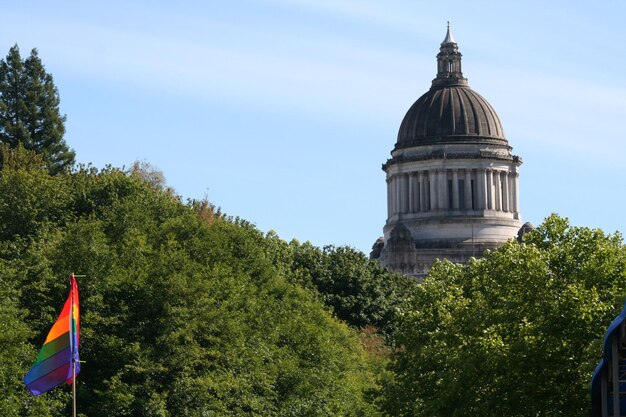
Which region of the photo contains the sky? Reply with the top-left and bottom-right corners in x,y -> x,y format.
2,1 -> 625,253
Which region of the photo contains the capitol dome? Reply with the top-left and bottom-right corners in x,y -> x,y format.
375,24 -> 523,279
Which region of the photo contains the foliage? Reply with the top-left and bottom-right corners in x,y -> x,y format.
129,160 -> 170,193
0,263 -> 68,416
198,218 -> 418,338
286,243 -> 417,338
381,214 -> 626,417
0,158 -> 386,416
0,45 -> 74,174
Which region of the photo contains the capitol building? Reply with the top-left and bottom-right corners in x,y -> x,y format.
372,26 -> 528,278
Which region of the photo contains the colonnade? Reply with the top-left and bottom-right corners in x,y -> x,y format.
387,168 -> 519,216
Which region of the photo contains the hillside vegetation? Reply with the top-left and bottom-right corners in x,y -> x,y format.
3,150 -> 626,417
0,148 -> 416,416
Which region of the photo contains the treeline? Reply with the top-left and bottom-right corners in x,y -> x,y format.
5,150 -> 625,417
382,215 -> 626,416
0,147 -> 416,416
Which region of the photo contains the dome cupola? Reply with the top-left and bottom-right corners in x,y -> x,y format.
433,22 -> 467,87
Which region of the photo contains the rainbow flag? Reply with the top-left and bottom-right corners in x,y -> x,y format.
24,274 -> 80,396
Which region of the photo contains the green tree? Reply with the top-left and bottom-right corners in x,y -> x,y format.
0,45 -> 74,174
381,214 -> 626,417
0,145 -> 71,243
0,160 -> 382,416
0,262 -> 68,416
288,243 -> 417,337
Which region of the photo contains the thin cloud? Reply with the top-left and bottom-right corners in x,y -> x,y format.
2,8 -> 432,125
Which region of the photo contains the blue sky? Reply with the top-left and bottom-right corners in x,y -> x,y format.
2,1 -> 625,253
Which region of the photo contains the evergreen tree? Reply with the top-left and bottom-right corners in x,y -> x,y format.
0,45 -> 74,174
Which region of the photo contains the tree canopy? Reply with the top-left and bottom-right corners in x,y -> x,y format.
381,215 -> 626,417
0,158 -> 404,416
2,155 -> 625,416
0,45 -> 74,174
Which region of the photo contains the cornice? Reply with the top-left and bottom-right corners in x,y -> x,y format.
383,150 -> 522,170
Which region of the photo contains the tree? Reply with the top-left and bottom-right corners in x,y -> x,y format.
0,45 -> 74,174
288,243 -> 418,337
0,161 -> 383,416
381,215 -> 626,417
0,263 -> 68,416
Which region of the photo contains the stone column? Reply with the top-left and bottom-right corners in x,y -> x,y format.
508,173 -> 515,213
502,171 -> 510,212
486,169 -> 493,210
389,177 -> 396,216
452,170 -> 459,210
403,174 -> 410,213
395,174 -> 402,214
409,172 -> 420,213
494,170 -> 502,211
413,173 -> 419,212
464,170 -> 473,210
428,171 -> 436,210
401,174 -> 410,213
406,174 -> 413,213
512,172 -> 520,214
507,171 -> 515,213
418,172 -> 425,212
396,174 -> 403,214
438,169 -> 447,210
476,169 -> 485,210
394,175 -> 401,214
387,177 -> 392,217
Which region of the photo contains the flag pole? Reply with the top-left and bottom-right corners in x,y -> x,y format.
71,273 -> 76,417
72,361 -> 76,417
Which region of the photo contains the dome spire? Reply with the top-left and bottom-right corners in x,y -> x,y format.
432,22 -> 467,87
441,21 -> 456,45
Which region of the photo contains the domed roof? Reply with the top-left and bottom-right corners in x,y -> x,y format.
395,26 -> 507,149
397,86 -> 506,148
